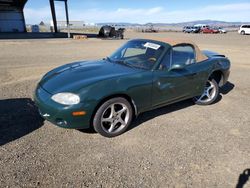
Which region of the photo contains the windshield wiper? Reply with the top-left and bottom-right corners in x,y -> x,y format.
115,59 -> 149,70
129,64 -> 148,70
114,60 -> 135,68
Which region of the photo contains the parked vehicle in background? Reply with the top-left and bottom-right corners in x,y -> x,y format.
194,24 -> 209,30
183,26 -> 200,33
183,26 -> 192,33
142,24 -> 158,33
218,27 -> 227,34
193,26 -> 201,33
201,27 -> 219,34
98,25 -> 125,39
238,25 -> 250,35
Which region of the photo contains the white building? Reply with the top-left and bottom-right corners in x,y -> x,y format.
50,20 -> 96,29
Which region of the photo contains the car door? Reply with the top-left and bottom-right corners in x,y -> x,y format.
152,45 -> 203,107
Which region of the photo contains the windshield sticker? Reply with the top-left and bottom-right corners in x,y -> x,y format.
144,42 -> 161,50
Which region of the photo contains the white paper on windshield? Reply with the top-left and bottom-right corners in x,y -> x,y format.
144,42 -> 161,50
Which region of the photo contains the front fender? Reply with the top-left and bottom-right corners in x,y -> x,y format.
79,71 -> 153,116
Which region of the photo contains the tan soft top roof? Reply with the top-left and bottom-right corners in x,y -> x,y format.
145,37 -> 208,62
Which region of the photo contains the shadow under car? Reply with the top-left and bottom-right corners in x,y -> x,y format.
0,98 -> 44,146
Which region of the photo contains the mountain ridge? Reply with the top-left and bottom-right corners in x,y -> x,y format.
97,20 -> 250,27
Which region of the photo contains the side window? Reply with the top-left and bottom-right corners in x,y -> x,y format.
172,45 -> 195,67
159,49 -> 171,70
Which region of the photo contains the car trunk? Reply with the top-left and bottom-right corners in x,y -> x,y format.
202,50 -> 226,58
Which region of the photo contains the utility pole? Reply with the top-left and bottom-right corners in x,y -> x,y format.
49,0 -> 57,33
64,0 -> 70,38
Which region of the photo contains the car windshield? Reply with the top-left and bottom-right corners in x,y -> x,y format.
109,40 -> 165,70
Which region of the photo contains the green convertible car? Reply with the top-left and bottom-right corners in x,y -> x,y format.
34,38 -> 230,137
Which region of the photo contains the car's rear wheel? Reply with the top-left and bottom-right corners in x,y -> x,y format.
93,97 -> 133,137
241,30 -> 245,35
193,79 -> 219,105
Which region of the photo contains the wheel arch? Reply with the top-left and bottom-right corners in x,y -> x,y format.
208,70 -> 224,87
90,93 -> 138,127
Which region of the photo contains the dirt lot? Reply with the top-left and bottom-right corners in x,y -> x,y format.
0,31 -> 250,188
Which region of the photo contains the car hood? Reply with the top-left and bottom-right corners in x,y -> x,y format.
39,60 -> 142,94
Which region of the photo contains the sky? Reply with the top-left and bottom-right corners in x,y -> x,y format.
24,0 -> 250,24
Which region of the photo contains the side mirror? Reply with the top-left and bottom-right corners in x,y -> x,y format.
170,64 -> 185,71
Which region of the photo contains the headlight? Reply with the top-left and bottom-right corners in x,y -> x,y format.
51,93 -> 80,105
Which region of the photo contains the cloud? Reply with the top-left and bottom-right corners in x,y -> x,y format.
65,7 -> 165,23
202,3 -> 250,12
24,3 -> 250,24
24,6 -> 51,23
24,4 -> 67,24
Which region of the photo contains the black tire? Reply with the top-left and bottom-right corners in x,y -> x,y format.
241,31 -> 245,35
193,79 -> 219,105
93,97 -> 133,137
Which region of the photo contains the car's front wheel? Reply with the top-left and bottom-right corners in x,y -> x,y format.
93,97 -> 133,137
193,79 -> 219,105
241,30 -> 245,35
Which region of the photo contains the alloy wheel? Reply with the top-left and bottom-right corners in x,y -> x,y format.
195,80 -> 217,103
101,103 -> 130,134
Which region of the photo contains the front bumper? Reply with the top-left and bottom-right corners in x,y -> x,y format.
34,86 -> 92,129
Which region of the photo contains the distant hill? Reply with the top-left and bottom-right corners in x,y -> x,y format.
97,20 -> 250,28
160,20 -> 249,27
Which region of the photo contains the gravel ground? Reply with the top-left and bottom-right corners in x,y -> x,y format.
0,31 -> 250,188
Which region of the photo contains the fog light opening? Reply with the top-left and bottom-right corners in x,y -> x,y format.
56,118 -> 67,126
